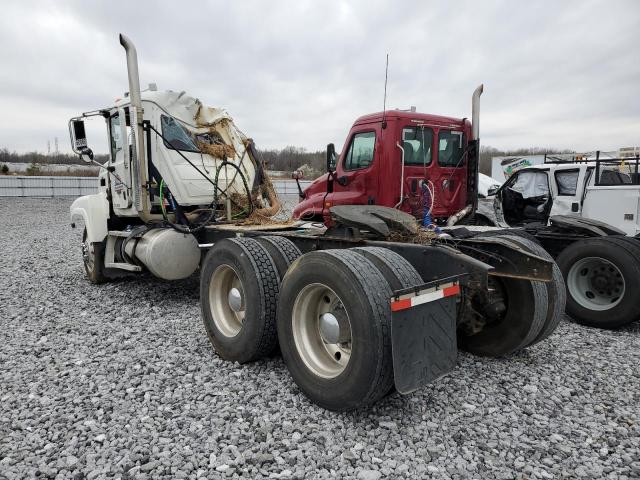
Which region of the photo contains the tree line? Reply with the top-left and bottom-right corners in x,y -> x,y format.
0,148 -> 109,166
1,145 -> 574,178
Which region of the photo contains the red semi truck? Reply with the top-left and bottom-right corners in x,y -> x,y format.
293,89 -> 640,329
293,104 -> 478,225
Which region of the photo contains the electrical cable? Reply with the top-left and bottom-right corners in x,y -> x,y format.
147,120 -> 256,233
158,160 -> 252,234
146,122 -> 248,213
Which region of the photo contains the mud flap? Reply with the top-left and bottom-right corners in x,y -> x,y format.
390,279 -> 460,394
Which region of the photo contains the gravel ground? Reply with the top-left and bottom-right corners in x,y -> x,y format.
1,198 -> 639,480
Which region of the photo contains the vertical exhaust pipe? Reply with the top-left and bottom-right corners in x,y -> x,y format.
472,84 -> 483,140
119,33 -> 150,216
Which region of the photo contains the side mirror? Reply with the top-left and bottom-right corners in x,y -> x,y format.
292,169 -> 304,180
70,120 -> 88,154
487,186 -> 499,197
326,143 -> 337,172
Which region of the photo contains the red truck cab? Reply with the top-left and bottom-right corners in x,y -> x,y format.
293,110 -> 475,224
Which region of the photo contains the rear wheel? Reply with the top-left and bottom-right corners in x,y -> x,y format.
458,235 -> 548,356
256,236 -> 302,280
200,238 -> 280,363
557,237 -> 640,329
82,228 -> 107,284
497,236 -> 566,344
277,250 -> 394,411
351,247 -> 423,291
351,247 -> 423,397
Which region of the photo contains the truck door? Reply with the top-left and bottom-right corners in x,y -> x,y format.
549,168 -> 583,217
430,130 -> 468,217
328,129 -> 378,207
495,169 -> 551,226
109,108 -> 133,209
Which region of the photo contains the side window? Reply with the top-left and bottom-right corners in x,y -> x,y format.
160,115 -> 199,152
438,130 -> 465,167
344,131 -> 376,170
402,127 -> 433,165
510,171 -> 549,199
555,170 -> 579,196
109,115 -> 122,162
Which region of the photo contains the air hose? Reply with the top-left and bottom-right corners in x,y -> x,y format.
420,180 -> 441,233
159,160 -> 253,234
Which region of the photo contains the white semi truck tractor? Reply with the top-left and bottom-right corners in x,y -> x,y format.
68,34 -> 563,411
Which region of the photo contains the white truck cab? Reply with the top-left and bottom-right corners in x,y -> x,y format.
494,160 -> 640,236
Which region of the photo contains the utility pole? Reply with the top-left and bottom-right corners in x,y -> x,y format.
54,137 -> 59,155
47,140 -> 51,155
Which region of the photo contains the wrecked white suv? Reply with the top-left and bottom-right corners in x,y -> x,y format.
493,160 -> 640,236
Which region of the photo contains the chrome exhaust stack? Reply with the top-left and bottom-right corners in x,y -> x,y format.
472,84 -> 483,141
119,33 -> 149,216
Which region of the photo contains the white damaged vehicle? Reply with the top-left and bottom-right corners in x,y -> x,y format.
489,159 -> 640,329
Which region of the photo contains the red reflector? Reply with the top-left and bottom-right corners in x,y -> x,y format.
391,298 -> 412,312
443,284 -> 460,297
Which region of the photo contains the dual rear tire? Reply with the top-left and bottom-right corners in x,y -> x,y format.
201,241 -> 423,410
200,237 -> 564,408
457,234 -> 564,356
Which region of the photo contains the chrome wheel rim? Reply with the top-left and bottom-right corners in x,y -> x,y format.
209,264 -> 245,337
567,257 -> 625,311
292,283 -> 352,379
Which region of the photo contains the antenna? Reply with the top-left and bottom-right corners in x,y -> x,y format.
382,53 -> 389,129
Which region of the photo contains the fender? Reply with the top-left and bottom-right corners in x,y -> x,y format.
70,192 -> 110,243
548,215 -> 626,237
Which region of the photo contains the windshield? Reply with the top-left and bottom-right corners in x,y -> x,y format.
402,127 -> 433,165
160,115 -> 199,152
438,130 -> 465,167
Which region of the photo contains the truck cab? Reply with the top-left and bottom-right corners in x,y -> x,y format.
493,159 -> 640,236
293,110 -> 476,224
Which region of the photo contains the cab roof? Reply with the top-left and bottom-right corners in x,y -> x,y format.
354,110 -> 468,127
114,89 -> 232,128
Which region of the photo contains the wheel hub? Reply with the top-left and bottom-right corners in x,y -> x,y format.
228,287 -> 243,312
209,265 -> 246,337
567,256 -> 625,311
318,310 -> 350,344
292,283 -> 352,379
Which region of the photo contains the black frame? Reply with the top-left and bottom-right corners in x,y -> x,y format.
543,151 -> 640,187
594,157 -> 640,186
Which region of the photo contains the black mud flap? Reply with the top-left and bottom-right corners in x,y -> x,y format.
390,278 -> 460,394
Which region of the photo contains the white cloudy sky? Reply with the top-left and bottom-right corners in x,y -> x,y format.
0,0 -> 638,154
